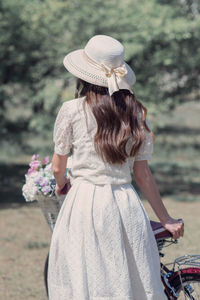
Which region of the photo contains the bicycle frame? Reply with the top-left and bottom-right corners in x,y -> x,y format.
161,261 -> 179,299
157,237 -> 200,300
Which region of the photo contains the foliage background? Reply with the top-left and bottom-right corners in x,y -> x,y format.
0,0 -> 200,201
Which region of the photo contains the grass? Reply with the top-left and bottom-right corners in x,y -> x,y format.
0,203 -> 52,300
149,101 -> 200,202
25,241 -> 50,250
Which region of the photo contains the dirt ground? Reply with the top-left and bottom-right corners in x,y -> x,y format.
0,198 -> 200,300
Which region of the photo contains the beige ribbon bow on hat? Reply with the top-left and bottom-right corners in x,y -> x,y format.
101,63 -> 128,96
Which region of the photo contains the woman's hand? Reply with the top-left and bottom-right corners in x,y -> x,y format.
55,177 -> 69,196
162,217 -> 184,239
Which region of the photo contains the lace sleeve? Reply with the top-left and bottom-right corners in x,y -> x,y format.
53,102 -> 73,155
134,117 -> 153,161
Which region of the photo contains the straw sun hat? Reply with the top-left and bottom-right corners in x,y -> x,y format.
63,35 -> 136,96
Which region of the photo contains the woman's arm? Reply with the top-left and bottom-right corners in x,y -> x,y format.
133,160 -> 184,239
52,152 -> 68,195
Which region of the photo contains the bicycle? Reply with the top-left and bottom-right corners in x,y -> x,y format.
44,219 -> 200,299
151,219 -> 200,299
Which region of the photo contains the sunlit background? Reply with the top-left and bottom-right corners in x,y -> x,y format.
0,0 -> 199,299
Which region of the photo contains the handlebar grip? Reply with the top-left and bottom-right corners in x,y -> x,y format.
178,218 -> 184,224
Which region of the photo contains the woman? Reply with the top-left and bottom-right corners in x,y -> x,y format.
47,35 -> 184,299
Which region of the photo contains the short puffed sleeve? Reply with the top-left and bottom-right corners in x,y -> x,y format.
53,102 -> 73,155
134,117 -> 153,161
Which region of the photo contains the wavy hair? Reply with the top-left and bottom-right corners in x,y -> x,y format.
75,79 -> 153,164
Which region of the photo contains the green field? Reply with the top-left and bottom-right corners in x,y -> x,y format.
150,101 -> 200,202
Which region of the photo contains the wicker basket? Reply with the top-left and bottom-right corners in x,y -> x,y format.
36,194 -> 66,231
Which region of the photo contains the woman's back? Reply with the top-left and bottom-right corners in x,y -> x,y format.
53,96 -> 153,185
49,95 -> 167,300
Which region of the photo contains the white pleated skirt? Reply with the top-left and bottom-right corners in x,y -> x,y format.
47,179 -> 167,300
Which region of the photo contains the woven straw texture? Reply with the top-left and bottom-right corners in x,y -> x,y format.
37,194 -> 66,231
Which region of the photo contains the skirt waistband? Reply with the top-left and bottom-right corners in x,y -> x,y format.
70,176 -> 132,186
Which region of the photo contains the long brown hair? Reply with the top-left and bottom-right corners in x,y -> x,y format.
75,79 -> 153,164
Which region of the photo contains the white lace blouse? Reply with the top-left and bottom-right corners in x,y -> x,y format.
53,97 -> 153,185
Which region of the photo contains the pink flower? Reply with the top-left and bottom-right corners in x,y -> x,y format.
31,154 -> 39,161
27,167 -> 35,175
40,177 -> 49,187
42,156 -> 50,165
29,160 -> 41,170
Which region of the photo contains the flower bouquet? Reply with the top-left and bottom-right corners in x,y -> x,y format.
22,154 -> 71,231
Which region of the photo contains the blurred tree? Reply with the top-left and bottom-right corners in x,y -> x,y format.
0,0 -> 199,136
0,0 -> 71,135
59,0 -> 200,117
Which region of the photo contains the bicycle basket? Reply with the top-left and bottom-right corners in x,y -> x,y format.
36,194 -> 66,232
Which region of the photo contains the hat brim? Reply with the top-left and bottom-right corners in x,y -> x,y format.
63,49 -> 136,88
